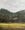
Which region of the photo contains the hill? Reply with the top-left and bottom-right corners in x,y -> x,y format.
16,10 -> 25,22
0,8 -> 25,23
0,8 -> 17,23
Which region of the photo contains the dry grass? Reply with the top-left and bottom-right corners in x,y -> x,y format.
0,23 -> 25,30
0,23 -> 25,27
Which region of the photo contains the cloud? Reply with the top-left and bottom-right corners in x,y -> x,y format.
0,0 -> 25,13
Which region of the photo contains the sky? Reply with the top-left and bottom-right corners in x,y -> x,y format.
0,0 -> 25,13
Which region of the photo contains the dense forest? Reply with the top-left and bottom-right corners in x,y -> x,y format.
0,8 -> 25,23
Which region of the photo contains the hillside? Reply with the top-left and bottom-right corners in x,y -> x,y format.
16,10 -> 25,22
0,8 -> 17,23
0,8 -> 25,23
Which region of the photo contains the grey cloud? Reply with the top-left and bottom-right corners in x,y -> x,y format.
0,0 -> 25,13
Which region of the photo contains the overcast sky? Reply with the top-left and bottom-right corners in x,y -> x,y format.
0,0 -> 25,13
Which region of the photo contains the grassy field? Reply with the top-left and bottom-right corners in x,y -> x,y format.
0,23 -> 25,28
0,23 -> 25,30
